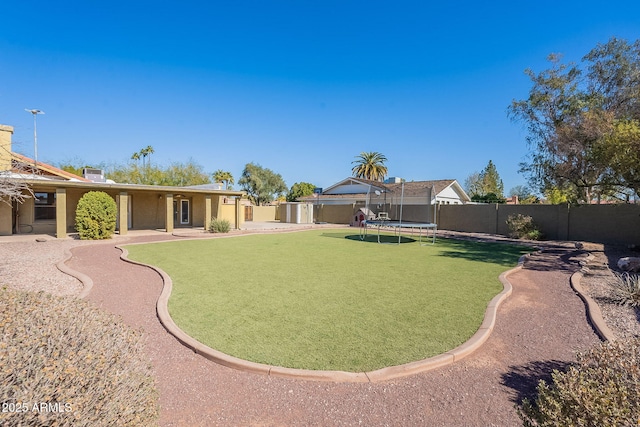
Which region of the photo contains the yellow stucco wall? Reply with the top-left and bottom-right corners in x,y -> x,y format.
0,203 -> 11,235
252,206 -> 277,221
2,184 -> 242,236
219,203 -> 244,229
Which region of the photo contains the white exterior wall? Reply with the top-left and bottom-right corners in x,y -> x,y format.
325,183 -> 375,195
436,185 -> 464,204
281,202 -> 314,223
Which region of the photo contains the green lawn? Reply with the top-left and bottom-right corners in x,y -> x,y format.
124,229 -> 531,372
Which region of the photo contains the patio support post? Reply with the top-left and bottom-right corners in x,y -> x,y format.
118,191 -> 128,235
204,195 -> 212,231
234,197 -> 241,229
165,194 -> 174,233
55,188 -> 67,238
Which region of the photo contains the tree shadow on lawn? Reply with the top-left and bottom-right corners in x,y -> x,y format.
434,238 -> 533,266
440,238 -> 591,272
501,359 -> 572,404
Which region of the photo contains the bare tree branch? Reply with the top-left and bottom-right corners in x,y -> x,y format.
0,152 -> 34,206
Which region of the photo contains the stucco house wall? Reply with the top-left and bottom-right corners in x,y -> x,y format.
0,123 -> 244,237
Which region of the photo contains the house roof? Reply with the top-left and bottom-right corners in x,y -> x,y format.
11,152 -> 91,182
299,177 -> 470,202
6,152 -> 244,197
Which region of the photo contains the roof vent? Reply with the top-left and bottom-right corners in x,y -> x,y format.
83,168 -> 106,182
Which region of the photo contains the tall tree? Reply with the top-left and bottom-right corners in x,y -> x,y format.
602,119 -> 640,196
238,163 -> 287,206
141,146 -> 155,169
131,152 -> 141,165
351,152 -> 388,182
509,185 -> 539,204
213,170 -> 234,190
480,160 -> 504,197
465,161 -> 504,198
464,171 -> 483,197
131,146 -> 155,170
286,182 -> 316,202
509,37 -> 640,203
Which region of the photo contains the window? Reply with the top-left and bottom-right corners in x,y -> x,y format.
34,192 -> 56,220
180,199 -> 189,224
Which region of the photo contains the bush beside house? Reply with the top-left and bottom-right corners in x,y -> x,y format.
75,191 -> 117,240
208,217 -> 231,233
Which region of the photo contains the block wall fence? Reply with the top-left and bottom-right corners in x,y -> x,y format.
310,203 -> 640,245
437,203 -> 640,245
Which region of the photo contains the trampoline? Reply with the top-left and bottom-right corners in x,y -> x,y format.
360,220 -> 437,245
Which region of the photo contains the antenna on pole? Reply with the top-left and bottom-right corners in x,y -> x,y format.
25,109 -> 45,168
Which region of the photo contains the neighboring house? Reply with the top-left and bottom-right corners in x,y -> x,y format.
300,177 -> 470,206
298,177 -> 470,225
0,124 -> 245,237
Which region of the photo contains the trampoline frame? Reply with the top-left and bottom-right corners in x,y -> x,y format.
360,220 -> 437,245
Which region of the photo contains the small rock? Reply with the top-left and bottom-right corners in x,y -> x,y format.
617,257 -> 640,272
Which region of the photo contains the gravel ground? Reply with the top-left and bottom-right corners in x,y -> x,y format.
0,238 -> 86,296
2,229 -> 637,426
578,242 -> 640,340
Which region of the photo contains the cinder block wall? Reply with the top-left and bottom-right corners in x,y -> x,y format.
439,203 -> 640,245
317,202 -> 640,245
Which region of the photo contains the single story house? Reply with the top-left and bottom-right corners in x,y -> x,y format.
298,177 -> 470,225
301,177 -> 470,205
0,124 -> 245,238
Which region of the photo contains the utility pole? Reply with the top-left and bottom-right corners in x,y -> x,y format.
25,109 -> 45,168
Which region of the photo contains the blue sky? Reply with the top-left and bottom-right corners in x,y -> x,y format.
2,1 -> 639,194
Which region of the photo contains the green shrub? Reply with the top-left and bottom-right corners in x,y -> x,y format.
610,272 -> 640,308
471,192 -> 507,203
75,191 -> 117,240
518,338 -> 640,426
506,214 -> 543,240
208,217 -> 231,233
0,287 -> 158,426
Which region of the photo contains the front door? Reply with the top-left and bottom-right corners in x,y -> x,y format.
173,199 -> 191,226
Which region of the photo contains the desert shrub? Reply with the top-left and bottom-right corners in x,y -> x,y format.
75,191 -> 117,240
610,272 -> 640,308
506,214 -> 543,240
518,338 -> 640,427
0,287 -> 158,426
209,217 -> 231,233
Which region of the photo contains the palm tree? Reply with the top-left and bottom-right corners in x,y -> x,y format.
351,152 -> 388,181
140,145 -> 155,169
131,152 -> 141,164
213,169 -> 234,190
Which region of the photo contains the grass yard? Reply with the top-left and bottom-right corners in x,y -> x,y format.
124,229 -> 531,372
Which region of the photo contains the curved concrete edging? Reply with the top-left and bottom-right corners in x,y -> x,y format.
115,244 -> 527,383
570,255 -> 617,342
56,248 -> 94,299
